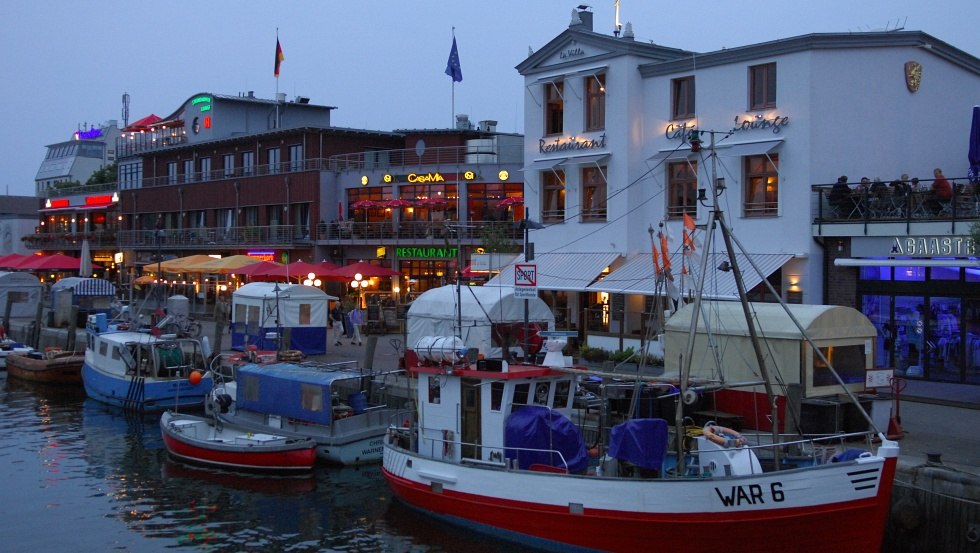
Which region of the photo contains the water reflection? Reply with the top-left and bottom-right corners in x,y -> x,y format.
1,375 -> 538,552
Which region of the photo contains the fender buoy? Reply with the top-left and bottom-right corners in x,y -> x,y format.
703,424 -> 746,448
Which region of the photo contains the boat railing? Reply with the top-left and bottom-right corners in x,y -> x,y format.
332,406 -> 409,435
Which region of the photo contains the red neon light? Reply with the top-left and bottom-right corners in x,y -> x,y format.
86,195 -> 114,205
49,199 -> 70,208
204,116 -> 211,129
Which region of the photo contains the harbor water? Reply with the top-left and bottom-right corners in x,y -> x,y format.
0,375 -> 537,553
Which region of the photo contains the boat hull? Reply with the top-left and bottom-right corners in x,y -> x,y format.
82,361 -> 210,412
382,446 -> 896,553
215,407 -> 393,465
6,352 -> 84,384
160,411 -> 316,472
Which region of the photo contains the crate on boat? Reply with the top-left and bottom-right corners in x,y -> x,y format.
234,433 -> 289,446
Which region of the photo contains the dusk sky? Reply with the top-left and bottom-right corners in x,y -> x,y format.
2,0 -> 977,197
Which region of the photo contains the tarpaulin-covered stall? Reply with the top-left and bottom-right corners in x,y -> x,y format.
231,283 -> 336,355
0,271 -> 43,319
664,301 -> 877,431
407,285 -> 554,359
50,277 -> 116,327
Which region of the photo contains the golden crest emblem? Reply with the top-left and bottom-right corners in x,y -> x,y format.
905,61 -> 922,93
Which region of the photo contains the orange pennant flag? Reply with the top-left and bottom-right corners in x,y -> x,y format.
683,230 -> 696,253
659,232 -> 671,271
683,213 -> 696,231
651,241 -> 662,275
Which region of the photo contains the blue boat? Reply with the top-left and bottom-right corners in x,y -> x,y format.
82,329 -> 212,412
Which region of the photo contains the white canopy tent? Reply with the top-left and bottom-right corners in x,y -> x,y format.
231,283 -> 337,355
407,284 -> 555,358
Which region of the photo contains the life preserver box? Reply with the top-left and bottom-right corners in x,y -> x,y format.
702,424 -> 746,448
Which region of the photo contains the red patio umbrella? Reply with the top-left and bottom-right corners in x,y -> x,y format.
326,261 -> 401,280
236,261 -> 283,278
498,196 -> 524,207
266,261 -> 325,281
18,254 -> 99,271
351,199 -> 381,209
0,253 -> 31,269
384,198 -> 413,209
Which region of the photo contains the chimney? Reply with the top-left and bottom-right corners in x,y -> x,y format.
247,90 -> 255,98
479,120 -> 498,132
455,114 -> 472,130
571,6 -> 594,31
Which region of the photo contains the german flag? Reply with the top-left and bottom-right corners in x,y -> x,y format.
274,39 -> 285,78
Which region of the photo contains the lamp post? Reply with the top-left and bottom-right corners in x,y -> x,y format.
519,208 -> 545,363
350,272 -> 365,309
273,282 -> 282,352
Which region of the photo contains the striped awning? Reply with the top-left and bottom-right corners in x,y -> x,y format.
51,277 -> 117,296
484,252 -> 622,292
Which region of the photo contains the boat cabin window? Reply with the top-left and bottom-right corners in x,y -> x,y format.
111,346 -> 121,360
812,345 -> 867,387
554,380 -> 571,408
300,383 -> 324,412
240,375 -> 260,402
428,376 -> 441,404
99,341 -> 108,356
534,383 -> 550,405
513,383 -> 530,405
490,382 -> 504,411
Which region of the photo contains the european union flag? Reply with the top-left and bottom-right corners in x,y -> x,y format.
445,36 -> 462,82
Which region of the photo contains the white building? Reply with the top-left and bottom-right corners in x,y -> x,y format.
509,7 -> 980,383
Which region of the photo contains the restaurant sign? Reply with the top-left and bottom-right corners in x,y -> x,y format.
891,236 -> 975,257
395,246 -> 459,259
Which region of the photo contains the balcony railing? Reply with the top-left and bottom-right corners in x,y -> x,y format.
42,181 -> 118,199
812,178 -> 980,231
109,221 -> 520,250
23,230 -> 118,250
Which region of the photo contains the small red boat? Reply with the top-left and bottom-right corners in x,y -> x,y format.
6,350 -> 85,384
160,411 -> 317,472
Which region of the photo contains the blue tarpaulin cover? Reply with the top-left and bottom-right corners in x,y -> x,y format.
608,418 -> 669,471
504,406 -> 587,473
235,363 -> 361,426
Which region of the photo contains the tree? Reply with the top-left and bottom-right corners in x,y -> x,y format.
86,161 -> 118,185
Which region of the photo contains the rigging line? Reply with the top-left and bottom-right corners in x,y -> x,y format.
537,144 -> 685,255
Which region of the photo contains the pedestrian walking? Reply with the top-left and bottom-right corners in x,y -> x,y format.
349,305 -> 364,346
330,302 -> 345,346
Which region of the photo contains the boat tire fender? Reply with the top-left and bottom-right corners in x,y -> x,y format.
703,423 -> 746,448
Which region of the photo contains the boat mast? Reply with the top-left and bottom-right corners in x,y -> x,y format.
674,129 -> 781,471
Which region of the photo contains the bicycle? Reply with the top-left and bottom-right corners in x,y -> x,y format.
162,313 -> 202,338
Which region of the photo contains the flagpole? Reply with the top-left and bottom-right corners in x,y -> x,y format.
450,27 -> 456,126
275,28 -> 280,129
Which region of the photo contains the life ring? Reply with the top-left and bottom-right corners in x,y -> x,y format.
703,423 -> 746,448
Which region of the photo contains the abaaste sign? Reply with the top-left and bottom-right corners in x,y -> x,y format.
539,133 -> 607,154
891,236 -> 976,257
395,246 -> 458,259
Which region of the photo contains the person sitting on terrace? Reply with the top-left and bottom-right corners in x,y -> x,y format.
929,168 -> 953,215
828,175 -> 852,213
870,177 -> 888,197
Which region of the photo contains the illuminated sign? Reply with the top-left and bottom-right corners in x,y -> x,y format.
74,128 -> 103,140
85,195 -> 114,205
539,133 -> 606,154
498,170 -> 509,181
361,176 -> 369,186
463,171 -> 476,180
49,199 -> 70,209
192,96 -> 212,112
729,114 -> 789,134
407,172 -> 445,184
891,236 -> 975,257
247,250 -> 276,262
395,246 -> 459,259
204,116 -> 211,129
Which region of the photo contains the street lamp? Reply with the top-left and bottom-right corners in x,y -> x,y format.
519,208 -> 545,363
303,272 -> 321,287
350,272 -> 366,309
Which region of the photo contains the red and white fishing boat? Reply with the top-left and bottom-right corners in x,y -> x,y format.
160,411 -> 317,472
382,132 -> 898,553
